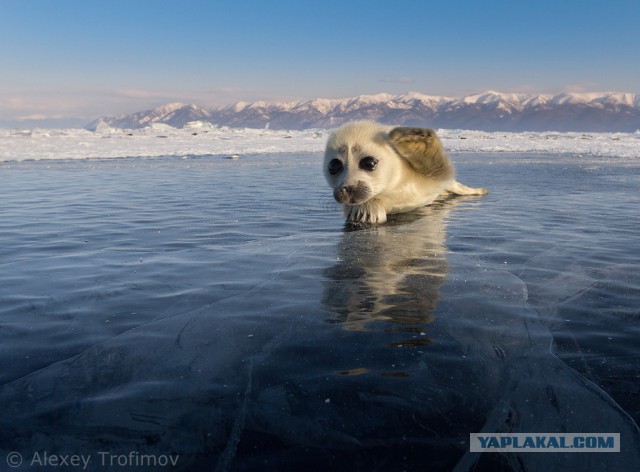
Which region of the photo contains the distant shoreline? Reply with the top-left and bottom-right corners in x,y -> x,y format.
1,126 -> 639,163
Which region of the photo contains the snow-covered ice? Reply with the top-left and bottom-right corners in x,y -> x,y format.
0,125 -> 326,162
1,123 -> 639,162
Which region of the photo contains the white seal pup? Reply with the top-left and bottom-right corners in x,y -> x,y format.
324,121 -> 488,224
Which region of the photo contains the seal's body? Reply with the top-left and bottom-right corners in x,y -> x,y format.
324,121 -> 487,224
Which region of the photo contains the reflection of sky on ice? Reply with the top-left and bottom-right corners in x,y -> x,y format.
0,153 -> 639,470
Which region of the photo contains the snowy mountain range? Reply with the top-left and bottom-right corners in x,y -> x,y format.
87,91 -> 640,132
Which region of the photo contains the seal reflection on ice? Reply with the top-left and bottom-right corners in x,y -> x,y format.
324,121 -> 488,225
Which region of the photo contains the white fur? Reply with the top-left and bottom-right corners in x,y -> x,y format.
324,121 -> 487,224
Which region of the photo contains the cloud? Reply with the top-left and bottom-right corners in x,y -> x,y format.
215,87 -> 257,95
4,97 -> 24,110
15,113 -> 66,121
560,82 -> 603,93
379,76 -> 415,84
3,93 -> 89,111
113,88 -> 168,99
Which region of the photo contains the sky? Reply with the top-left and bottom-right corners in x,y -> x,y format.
1,0 -> 639,127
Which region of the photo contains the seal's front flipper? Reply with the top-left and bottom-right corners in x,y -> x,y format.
388,127 -> 454,180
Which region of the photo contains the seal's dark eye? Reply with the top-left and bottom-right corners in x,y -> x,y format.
359,156 -> 378,171
328,159 -> 343,175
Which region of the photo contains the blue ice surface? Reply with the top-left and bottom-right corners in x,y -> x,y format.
0,152 -> 639,470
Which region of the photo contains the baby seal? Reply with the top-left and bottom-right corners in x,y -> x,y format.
324,121 -> 488,224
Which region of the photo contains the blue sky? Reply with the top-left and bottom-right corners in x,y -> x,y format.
1,0 -> 638,126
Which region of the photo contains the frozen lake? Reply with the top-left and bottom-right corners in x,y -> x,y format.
1,150 -> 639,470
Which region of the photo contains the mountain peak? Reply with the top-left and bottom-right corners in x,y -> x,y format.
153,102 -> 186,112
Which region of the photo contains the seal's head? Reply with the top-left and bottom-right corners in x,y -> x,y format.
324,121 -> 400,206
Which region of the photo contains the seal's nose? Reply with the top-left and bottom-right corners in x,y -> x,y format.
333,181 -> 371,205
334,186 -> 352,204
